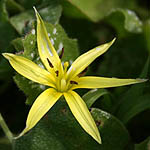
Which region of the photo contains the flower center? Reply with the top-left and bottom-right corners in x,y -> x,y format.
58,77 -> 78,92
60,78 -> 67,92
47,58 -> 78,92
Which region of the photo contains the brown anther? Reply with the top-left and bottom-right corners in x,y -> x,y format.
55,70 -> 59,77
78,67 -> 88,77
59,47 -> 64,59
89,108 -> 92,112
16,51 -> 24,55
96,120 -> 101,126
61,108 -> 67,114
47,58 -> 53,68
25,21 -> 29,27
70,81 -> 78,85
43,114 -> 48,121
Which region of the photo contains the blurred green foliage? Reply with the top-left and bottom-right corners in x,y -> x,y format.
0,0 -> 150,149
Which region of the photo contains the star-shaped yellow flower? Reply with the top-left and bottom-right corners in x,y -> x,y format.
3,8 -> 146,144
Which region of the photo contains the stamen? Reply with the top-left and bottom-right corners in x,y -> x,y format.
16,51 -> 24,55
47,58 -> 53,68
64,61 -> 69,72
78,67 -> 88,77
70,81 -> 78,85
59,47 -> 64,59
55,70 -> 59,77
25,21 -> 29,27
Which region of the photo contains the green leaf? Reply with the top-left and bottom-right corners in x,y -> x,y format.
0,0 -> 17,50
82,89 -> 109,108
44,23 -> 79,62
10,10 -> 34,34
14,100 -> 133,150
10,4 -> 62,34
39,3 -> 62,23
117,94 -> 150,124
14,74 -> 44,106
114,57 -> 149,124
62,0 -> 136,22
11,38 -> 24,52
61,0 -> 91,20
6,0 -> 25,14
62,1 -> 142,34
13,22 -> 79,105
135,137 -> 150,150
143,20 -> 150,53
97,34 -> 148,78
105,8 -> 143,35
0,0 -> 17,94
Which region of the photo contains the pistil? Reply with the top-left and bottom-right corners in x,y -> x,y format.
60,78 -> 67,92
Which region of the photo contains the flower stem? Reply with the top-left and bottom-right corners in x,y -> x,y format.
0,113 -> 13,143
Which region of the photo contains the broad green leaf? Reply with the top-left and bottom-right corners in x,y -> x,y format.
14,100 -> 133,150
6,0 -> 25,14
117,94 -> 150,123
62,0 -> 136,22
82,89 -> 109,108
60,16 -> 98,53
105,8 -> 143,35
39,1 -> 62,23
13,22 -> 79,105
14,74 -> 45,106
11,38 -> 24,52
10,10 -> 34,34
0,0 -> 17,50
13,27 -> 42,105
10,4 -> 62,34
97,34 -> 148,78
62,0 -> 92,20
135,137 -> 150,150
0,0 -> 17,93
114,57 -> 149,124
44,23 -> 79,62
62,1 -> 142,34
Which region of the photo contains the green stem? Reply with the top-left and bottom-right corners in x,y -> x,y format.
0,113 -> 13,143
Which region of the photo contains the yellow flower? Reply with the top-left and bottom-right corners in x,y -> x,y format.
3,8 -> 146,144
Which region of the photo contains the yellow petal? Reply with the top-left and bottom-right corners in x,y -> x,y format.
17,88 -> 62,138
67,38 -> 116,81
34,7 -> 63,74
3,53 -> 55,87
72,76 -> 147,89
64,91 -> 101,144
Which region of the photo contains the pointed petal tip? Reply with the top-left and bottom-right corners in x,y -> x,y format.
13,134 -> 22,140
64,91 -> 102,144
109,37 -> 116,46
33,6 -> 41,21
136,78 -> 148,83
94,134 -> 102,144
2,52 -> 8,57
97,138 -> 102,144
94,131 -> 102,144
33,6 -> 38,14
112,37 -> 116,43
2,53 -> 12,60
2,53 -> 7,57
13,127 -> 29,140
